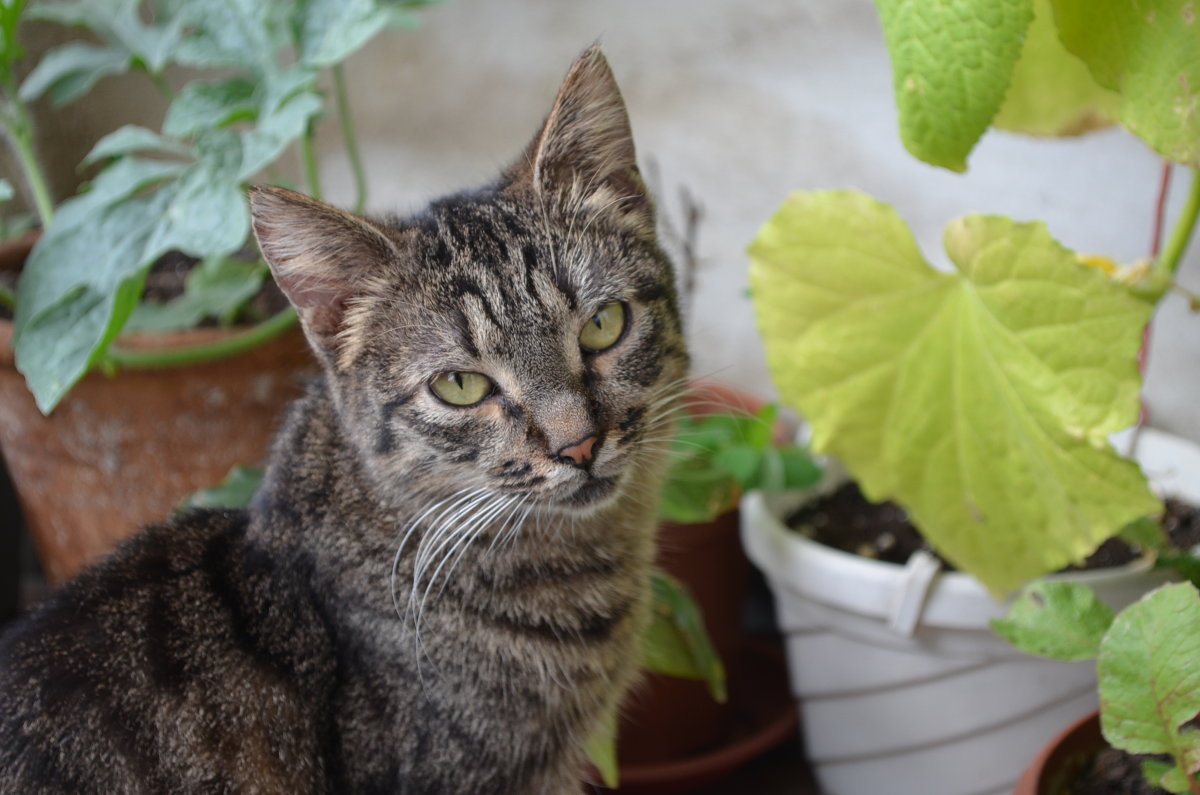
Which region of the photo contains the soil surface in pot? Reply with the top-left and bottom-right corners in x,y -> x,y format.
1066,747 -> 1171,794
1,247 -> 288,323
786,482 -> 1200,571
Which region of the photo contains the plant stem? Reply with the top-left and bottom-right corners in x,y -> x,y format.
1155,167 -> 1200,278
1151,163 -> 1172,257
103,307 -> 298,370
332,64 -> 367,214
1,89 -> 54,226
301,122 -> 322,200
149,70 -> 174,101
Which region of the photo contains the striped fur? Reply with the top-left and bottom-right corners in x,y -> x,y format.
0,46 -> 688,794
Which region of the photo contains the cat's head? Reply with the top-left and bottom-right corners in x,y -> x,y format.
250,47 -> 688,516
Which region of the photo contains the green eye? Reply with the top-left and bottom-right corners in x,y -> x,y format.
430,371 -> 493,406
579,302 -> 626,353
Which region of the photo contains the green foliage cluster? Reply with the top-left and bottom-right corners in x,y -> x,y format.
750,0 -> 1200,595
659,404 -> 822,524
996,578 -> 1200,793
0,0 -> 436,413
876,0 -> 1199,172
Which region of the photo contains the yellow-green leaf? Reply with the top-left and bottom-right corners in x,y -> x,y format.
749,190 -> 1161,595
1052,0 -> 1200,167
993,0 -> 1119,136
874,0 -> 1034,171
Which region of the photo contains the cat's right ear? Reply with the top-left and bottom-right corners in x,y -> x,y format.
249,185 -> 398,360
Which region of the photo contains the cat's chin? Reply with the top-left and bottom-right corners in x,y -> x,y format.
543,474 -> 623,515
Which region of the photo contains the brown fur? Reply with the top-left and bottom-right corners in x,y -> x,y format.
0,47 -> 688,794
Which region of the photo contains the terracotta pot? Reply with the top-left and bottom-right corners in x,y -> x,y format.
1014,711 -> 1104,795
0,235 -> 315,583
617,510 -> 748,766
614,381 -> 789,786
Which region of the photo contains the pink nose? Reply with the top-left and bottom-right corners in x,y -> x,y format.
557,435 -> 598,467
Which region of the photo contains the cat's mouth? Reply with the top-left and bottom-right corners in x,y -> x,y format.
556,475 -> 620,508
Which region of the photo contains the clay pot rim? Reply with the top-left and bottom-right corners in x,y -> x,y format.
1013,710 -> 1104,794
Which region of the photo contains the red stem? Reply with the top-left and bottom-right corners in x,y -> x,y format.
1138,163 -> 1173,427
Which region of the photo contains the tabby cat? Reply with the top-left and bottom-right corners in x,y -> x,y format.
0,47 -> 688,794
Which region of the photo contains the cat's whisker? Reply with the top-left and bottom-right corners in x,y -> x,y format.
391,486 -> 486,621
413,493 -> 516,633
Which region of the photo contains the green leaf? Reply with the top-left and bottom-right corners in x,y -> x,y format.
14,155 -> 248,413
749,191 -> 1161,595
584,702 -> 620,789
163,78 -> 258,139
183,465 -> 264,510
236,89 -> 323,180
874,0 -> 1034,171
0,179 -> 12,201
83,125 -> 193,166
27,0 -> 184,74
1098,582 -> 1200,791
992,581 -> 1115,661
992,0 -> 1119,136
127,256 -> 266,333
712,443 -> 762,489
18,41 -> 129,106
295,0 -> 391,66
641,569 -> 726,703
1119,515 -> 1171,553
1052,0 -> 1200,166
168,0 -> 290,74
780,447 -> 823,490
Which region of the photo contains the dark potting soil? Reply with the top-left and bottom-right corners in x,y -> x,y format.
786,481 -> 1200,572
142,249 -> 290,323
1068,747 -> 1170,794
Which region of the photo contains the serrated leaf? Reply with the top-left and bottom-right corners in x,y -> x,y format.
83,125 -> 192,166
163,78 -> 258,139
992,0 -> 1119,136
14,155 -> 248,413
26,0 -> 183,73
182,465 -> 264,510
18,41 -> 129,106
168,0 -> 289,74
237,90 -> 322,180
1052,0 -> 1200,166
1098,583 -> 1200,790
749,190 -> 1161,595
993,581 -> 1115,660
641,569 -> 726,703
874,0 -> 1034,171
295,0 -> 392,66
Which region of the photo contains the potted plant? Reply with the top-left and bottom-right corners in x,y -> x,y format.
741,0 -> 1200,793
1000,573 -> 1200,793
612,393 -> 818,791
0,0 -> 437,582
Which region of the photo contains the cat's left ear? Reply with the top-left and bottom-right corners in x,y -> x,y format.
510,46 -> 653,233
249,185 -> 398,365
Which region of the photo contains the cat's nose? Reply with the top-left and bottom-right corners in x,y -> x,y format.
556,434 -> 599,468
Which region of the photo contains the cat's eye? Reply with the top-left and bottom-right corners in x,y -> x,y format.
579,302 -> 627,353
430,371 -> 493,406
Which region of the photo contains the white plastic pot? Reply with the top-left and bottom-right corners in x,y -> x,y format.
741,427 -> 1200,795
